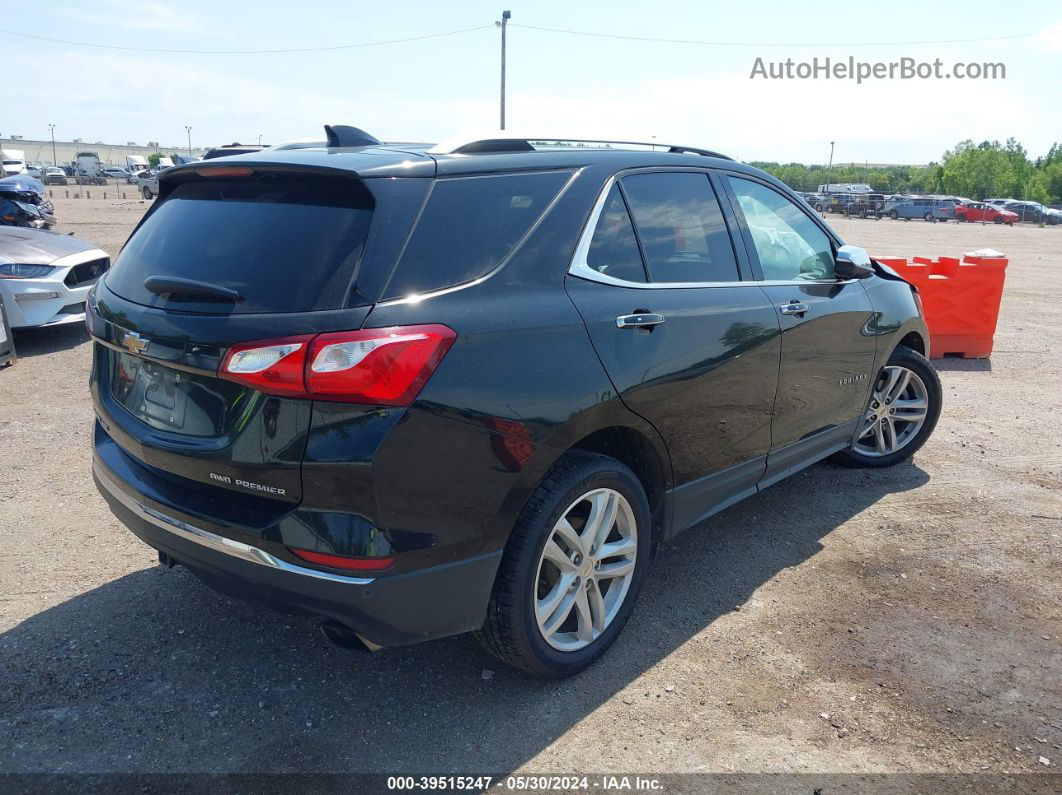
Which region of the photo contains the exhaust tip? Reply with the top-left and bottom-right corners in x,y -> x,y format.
319,620 -> 382,652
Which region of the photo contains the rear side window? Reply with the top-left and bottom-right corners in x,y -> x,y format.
382,171 -> 571,299
106,173 -> 373,314
584,184 -> 647,283
620,172 -> 739,283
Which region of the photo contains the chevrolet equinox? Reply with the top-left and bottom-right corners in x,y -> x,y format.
89,126 -> 942,677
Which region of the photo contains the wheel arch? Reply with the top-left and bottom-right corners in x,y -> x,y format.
567,425 -> 670,542
897,330 -> 927,357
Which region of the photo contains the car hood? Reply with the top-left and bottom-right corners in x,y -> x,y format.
0,175 -> 46,197
0,227 -> 98,265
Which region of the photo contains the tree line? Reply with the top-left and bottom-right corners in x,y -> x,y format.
749,138 -> 1062,203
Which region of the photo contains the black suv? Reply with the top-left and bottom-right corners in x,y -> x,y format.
89,127 -> 941,677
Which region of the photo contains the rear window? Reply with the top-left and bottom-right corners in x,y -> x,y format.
382,170 -> 571,299
105,173 -> 373,314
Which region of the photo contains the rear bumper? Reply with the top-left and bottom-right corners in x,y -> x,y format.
93,457 -> 502,648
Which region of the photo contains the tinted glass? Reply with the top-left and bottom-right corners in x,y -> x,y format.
383,170 -> 571,299
727,177 -> 835,281
585,184 -> 646,283
620,172 -> 739,283
106,174 -> 373,314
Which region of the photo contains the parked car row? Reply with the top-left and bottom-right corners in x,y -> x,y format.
798,191 -> 1061,225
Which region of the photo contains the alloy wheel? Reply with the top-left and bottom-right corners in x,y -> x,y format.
855,365 -> 930,457
534,488 -> 638,652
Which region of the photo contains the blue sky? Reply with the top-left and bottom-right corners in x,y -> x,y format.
3,0 -> 1060,164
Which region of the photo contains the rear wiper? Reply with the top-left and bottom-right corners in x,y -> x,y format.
143,276 -> 243,302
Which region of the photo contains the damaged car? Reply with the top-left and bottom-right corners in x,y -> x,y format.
0,176 -> 57,229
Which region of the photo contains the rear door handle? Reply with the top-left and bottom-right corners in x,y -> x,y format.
779,302 -> 810,316
616,313 -> 666,329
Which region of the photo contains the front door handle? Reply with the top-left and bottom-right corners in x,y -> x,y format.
616,313 -> 666,329
779,302 -> 811,316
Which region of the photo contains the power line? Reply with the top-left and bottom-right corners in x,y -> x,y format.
509,22 -> 1046,47
0,19 -> 1047,55
0,24 -> 492,54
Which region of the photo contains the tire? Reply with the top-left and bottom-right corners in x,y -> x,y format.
958,215 -> 967,222
477,451 -> 652,678
142,186 -> 153,199
924,212 -> 933,222
831,345 -> 942,468
889,210 -> 899,220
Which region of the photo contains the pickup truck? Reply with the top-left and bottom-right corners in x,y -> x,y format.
137,171 -> 161,199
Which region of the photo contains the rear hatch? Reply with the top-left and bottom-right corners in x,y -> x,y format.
90,165 -> 394,515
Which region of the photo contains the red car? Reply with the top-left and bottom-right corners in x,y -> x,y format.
956,202 -> 1018,225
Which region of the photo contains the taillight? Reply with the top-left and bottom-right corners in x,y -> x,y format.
221,334 -> 314,397
219,324 -> 455,406
288,547 -> 396,572
307,325 -> 455,404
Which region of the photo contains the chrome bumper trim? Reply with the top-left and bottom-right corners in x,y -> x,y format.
93,460 -> 375,586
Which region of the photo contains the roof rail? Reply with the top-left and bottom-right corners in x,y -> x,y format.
427,132 -> 732,160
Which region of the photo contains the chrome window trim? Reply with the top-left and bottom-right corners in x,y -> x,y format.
94,460 -> 376,585
567,173 -> 850,290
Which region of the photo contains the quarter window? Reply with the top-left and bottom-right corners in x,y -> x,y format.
620,172 -> 740,283
383,170 -> 572,299
727,177 -> 835,281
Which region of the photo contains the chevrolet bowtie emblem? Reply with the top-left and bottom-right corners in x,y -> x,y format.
120,331 -> 149,355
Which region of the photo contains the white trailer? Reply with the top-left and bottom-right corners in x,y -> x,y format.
2,149 -> 27,177
74,151 -> 107,185
126,155 -> 149,182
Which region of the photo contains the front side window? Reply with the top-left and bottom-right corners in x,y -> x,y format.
726,177 -> 835,281
620,172 -> 740,283
585,184 -> 647,283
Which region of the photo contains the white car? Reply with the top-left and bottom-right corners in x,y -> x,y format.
0,227 -> 109,328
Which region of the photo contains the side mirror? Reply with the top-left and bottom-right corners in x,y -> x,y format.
835,245 -> 874,279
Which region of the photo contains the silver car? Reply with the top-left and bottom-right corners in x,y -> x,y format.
0,227 -> 109,328
137,171 -> 162,199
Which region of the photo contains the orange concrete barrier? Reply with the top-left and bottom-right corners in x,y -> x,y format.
873,249 -> 1008,358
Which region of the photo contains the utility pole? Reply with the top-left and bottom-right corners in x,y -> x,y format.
826,141 -> 836,192
48,124 -> 56,167
185,125 -> 192,156
499,10 -> 511,129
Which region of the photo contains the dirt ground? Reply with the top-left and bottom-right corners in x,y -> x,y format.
0,197 -> 1059,783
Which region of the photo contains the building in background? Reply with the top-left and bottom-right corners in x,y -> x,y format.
0,137 -> 207,168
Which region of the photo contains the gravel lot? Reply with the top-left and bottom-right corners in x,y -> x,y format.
1,198 -> 1059,782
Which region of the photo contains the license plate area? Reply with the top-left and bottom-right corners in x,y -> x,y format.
110,350 -> 235,437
